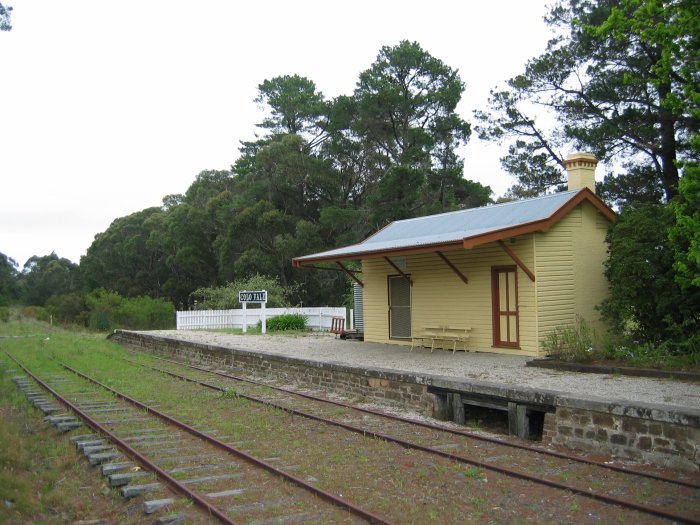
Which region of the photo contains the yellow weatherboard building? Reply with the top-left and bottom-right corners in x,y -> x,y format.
293,153 -> 615,357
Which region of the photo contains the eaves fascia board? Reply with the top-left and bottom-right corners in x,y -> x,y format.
292,240 -> 465,267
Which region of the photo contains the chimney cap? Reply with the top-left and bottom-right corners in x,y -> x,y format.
564,151 -> 598,168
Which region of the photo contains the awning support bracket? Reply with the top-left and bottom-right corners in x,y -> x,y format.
498,240 -> 536,282
336,262 -> 364,287
384,257 -> 413,285
436,251 -> 468,285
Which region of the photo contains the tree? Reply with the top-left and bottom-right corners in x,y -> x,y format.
0,2 -> 12,31
0,252 -> 19,306
600,204 -> 700,350
20,253 -> 81,306
255,75 -> 328,147
351,40 -> 484,222
475,0 -> 699,204
83,43 -> 492,309
670,137 -> 700,290
81,207 -> 167,298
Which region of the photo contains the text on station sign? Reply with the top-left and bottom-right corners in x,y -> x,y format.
239,290 -> 267,303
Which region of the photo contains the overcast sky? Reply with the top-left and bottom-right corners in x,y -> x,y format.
1,1 -> 554,267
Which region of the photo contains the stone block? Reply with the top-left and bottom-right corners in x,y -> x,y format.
557,408 -> 571,421
591,413 -> 614,427
557,425 -> 573,437
621,418 -> 649,434
662,425 -> 691,441
610,434 -> 628,445
636,436 -> 652,451
653,437 -> 670,448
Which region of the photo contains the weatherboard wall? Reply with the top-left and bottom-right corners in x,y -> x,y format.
361,234 -> 540,356
534,201 -> 611,343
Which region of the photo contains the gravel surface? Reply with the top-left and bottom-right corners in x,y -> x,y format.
143,330 -> 700,411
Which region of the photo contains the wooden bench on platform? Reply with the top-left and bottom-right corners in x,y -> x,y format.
330,316 -> 345,337
410,325 -> 472,354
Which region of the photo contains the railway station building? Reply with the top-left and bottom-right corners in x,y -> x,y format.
292,152 -> 615,357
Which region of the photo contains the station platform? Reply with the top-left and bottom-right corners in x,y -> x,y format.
114,330 -> 700,471
141,330 -> 700,411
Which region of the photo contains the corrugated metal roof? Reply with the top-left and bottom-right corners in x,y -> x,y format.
294,189 -> 597,262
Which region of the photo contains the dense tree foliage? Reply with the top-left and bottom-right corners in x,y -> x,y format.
0,253 -> 19,306
81,207 -> 167,298
19,253 -> 81,307
670,148 -> 700,290
475,0 -> 698,205
600,204 -> 700,351
78,40 -> 492,309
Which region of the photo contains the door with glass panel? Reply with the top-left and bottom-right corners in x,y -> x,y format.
491,266 -> 519,347
388,275 -> 411,339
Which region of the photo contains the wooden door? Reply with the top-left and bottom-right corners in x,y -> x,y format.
388,275 -> 411,339
492,266 -> 519,347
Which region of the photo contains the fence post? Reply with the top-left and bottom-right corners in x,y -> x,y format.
261,301 -> 266,334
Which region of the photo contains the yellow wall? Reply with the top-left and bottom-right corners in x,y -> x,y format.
360,201 -> 612,357
362,234 -> 539,356
534,201 -> 611,352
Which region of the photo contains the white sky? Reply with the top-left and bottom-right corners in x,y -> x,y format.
0,1 -> 553,267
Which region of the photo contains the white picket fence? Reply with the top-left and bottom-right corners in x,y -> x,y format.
176,307 -> 348,332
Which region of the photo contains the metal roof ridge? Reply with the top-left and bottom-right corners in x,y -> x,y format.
387,189 -> 581,225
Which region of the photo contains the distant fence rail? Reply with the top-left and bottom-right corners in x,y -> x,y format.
176,307 -> 348,331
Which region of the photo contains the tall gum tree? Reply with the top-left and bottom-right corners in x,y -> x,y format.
475,0 -> 699,204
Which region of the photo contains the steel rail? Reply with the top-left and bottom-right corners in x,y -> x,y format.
148,354 -> 700,490
58,361 -> 395,525
4,351 -> 238,525
132,357 -> 700,525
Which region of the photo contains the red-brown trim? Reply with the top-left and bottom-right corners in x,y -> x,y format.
293,263 -> 361,274
292,240 -> 465,267
336,262 -> 364,287
497,240 -> 535,282
436,251 -> 468,285
491,266 -> 520,349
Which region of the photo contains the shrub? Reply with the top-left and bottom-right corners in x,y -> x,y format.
20,306 -> 50,322
115,296 -> 175,330
189,274 -> 301,310
85,289 -> 175,330
45,292 -> 85,325
265,314 -> 307,332
542,315 -> 598,362
0,306 -> 9,322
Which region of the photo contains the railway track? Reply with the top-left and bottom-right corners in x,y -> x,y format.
6,346 -> 700,524
123,351 -> 700,525
5,351 -> 389,525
